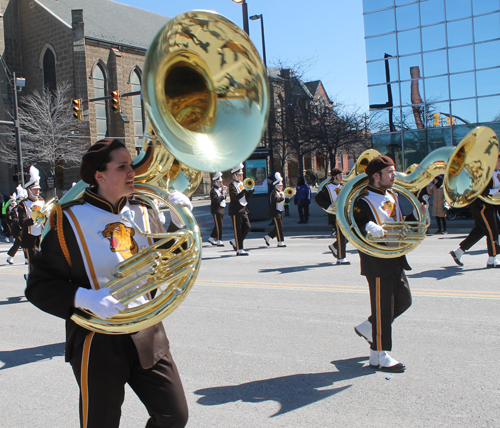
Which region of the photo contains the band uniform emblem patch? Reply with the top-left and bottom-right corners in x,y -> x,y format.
102,223 -> 139,259
382,201 -> 397,219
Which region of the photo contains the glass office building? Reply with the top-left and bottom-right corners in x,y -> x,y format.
363,0 -> 500,168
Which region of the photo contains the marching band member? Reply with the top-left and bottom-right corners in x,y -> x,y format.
315,168 -> 350,265
450,155 -> 500,268
264,172 -> 286,248
208,171 -> 226,247
25,138 -> 188,428
17,166 -> 44,273
352,156 -> 411,373
228,163 -> 254,256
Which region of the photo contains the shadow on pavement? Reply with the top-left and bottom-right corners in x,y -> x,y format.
194,356 -> 374,417
0,342 -> 65,370
0,295 -> 28,305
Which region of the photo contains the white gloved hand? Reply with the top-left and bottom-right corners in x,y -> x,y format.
168,191 -> 193,211
168,191 -> 193,228
489,188 -> 499,195
365,221 -> 385,238
74,287 -> 125,320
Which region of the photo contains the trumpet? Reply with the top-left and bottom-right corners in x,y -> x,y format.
31,197 -> 58,225
284,187 -> 295,197
243,177 -> 255,191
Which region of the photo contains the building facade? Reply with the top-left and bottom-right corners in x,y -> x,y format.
363,0 -> 500,169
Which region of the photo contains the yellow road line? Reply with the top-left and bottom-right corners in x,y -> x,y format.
196,280 -> 500,300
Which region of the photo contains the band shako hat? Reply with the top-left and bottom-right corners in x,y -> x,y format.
25,166 -> 41,190
273,172 -> 283,185
231,163 -> 244,174
212,171 -> 223,181
80,138 -> 127,185
365,155 -> 395,177
16,184 -> 26,200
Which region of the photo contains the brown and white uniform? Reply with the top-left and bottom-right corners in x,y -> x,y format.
25,188 -> 188,428
353,185 -> 412,352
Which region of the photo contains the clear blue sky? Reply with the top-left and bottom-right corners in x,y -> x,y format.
116,0 -> 369,112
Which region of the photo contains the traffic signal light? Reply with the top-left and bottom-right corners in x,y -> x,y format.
72,99 -> 82,120
111,90 -> 120,113
433,113 -> 439,126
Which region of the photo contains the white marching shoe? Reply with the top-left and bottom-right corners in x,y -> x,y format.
277,242 -> 286,247
7,256 -> 14,265
207,237 -> 217,246
328,244 -> 337,258
354,320 -> 372,345
229,240 -> 237,251
369,350 -> 406,372
263,235 -> 271,247
216,240 -> 224,247
236,249 -> 249,256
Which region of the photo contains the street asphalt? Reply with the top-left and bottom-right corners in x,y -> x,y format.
1,192 -> 498,427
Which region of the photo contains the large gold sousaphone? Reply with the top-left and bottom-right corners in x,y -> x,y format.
336,127 -> 499,258
52,10 -> 269,334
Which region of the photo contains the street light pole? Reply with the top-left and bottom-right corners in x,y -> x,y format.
250,14 -> 274,176
12,72 -> 25,186
232,0 -> 249,35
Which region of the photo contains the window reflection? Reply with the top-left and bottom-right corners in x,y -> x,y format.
396,4 -> 419,30
427,102 -> 451,128
476,69 -> 500,97
400,78 -> 424,107
369,84 -> 398,107
475,40 -> 500,69
450,72 -> 475,100
427,128 -> 453,150
420,0 -> 445,26
367,60 -> 400,86
452,125 -> 477,145
423,50 -> 448,77
447,19 -> 472,47
364,9 -> 395,37
372,133 -> 403,169
448,45 -> 474,73
421,24 -> 446,52
424,76 -> 449,102
363,0 -> 394,14
472,0 -> 499,15
399,54 -> 422,80
365,34 -> 397,61
445,0 -> 472,21
398,29 -> 421,55
370,108 -> 402,133
478,96 -> 500,123
474,13 -> 500,43
451,99 -> 477,124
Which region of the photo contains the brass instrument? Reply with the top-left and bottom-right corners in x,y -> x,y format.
336,127 -> 498,258
31,197 -> 58,225
243,177 -> 255,191
317,149 -> 381,215
284,187 -> 295,197
53,10 -> 269,334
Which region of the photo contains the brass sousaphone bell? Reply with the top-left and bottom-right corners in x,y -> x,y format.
55,10 -> 269,334
336,127 -> 499,258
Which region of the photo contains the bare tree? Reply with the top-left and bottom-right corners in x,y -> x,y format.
0,82 -> 88,194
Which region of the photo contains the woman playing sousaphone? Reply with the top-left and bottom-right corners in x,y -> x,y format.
25,139 -> 189,427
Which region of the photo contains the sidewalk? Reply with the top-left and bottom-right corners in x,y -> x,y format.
191,191 -> 475,235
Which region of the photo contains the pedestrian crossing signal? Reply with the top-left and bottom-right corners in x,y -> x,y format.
111,90 -> 120,113
433,113 -> 439,127
72,99 -> 82,120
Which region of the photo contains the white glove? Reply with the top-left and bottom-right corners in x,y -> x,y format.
489,188 -> 499,195
168,191 -> 193,211
365,221 -> 385,238
168,191 -> 193,228
74,287 -> 125,320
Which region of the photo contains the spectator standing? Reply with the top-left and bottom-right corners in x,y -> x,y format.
295,177 -> 311,224
427,175 -> 448,234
